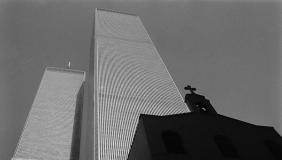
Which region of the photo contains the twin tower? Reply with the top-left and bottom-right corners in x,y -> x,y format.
12,9 -> 189,160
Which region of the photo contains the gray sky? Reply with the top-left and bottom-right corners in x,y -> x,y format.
1,0 -> 281,159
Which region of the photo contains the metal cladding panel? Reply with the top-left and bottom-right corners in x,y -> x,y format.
95,9 -> 151,43
94,9 -> 189,160
12,68 -> 85,160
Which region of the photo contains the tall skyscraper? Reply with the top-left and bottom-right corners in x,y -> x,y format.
12,67 -> 85,160
12,9 -> 190,160
88,8 -> 190,160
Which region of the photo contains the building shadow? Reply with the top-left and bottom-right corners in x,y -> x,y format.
70,83 -> 84,160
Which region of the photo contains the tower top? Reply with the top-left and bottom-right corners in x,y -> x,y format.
96,8 -> 137,16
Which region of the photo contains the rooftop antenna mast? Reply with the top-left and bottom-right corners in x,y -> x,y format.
67,62 -> 71,69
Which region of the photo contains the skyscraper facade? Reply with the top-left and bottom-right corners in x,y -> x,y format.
89,8 -> 190,160
12,67 -> 85,160
12,9 -> 189,160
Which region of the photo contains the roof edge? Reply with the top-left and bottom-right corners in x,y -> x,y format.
46,67 -> 86,81
139,113 -> 275,129
96,8 -> 138,16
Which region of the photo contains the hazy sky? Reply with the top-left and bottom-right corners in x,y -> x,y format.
1,0 -> 281,159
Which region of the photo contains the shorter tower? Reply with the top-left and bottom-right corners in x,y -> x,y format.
12,67 -> 85,160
